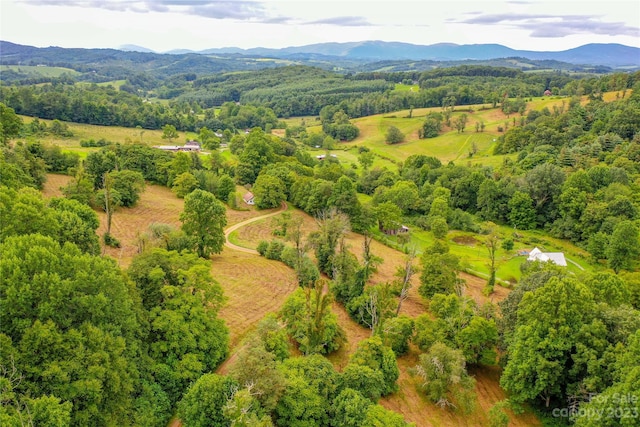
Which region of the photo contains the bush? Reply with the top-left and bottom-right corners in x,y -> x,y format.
265,240 -> 285,260
448,209 -> 479,233
501,238 -> 514,251
257,240 -> 269,256
103,232 -> 121,248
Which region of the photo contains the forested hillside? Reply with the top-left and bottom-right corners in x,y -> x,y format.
1,59 -> 639,427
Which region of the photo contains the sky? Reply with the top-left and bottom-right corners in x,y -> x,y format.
1,0 -> 639,52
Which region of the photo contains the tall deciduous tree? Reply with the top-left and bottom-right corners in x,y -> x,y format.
606,220 -> 639,273
177,374 -> 238,427
508,191 -> 536,230
414,342 -> 476,412
180,189 -> 227,258
419,245 -> 463,298
349,336 -> 399,396
500,277 -> 596,407
253,174 -> 286,209
161,124 -> 178,144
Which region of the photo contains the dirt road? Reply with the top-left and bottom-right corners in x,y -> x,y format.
223,202 -> 287,253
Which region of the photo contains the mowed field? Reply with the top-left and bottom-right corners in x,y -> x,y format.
41,173 -> 538,426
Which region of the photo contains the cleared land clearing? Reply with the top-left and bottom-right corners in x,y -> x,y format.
340,95 -> 580,166
1,64 -> 80,77
227,204 -> 533,427
20,116 -> 193,148
214,249 -> 298,349
42,174 -> 535,426
381,348 -> 541,427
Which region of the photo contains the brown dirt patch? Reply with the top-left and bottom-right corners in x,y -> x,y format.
453,235 -> 480,246
380,347 -> 541,427
41,173 -> 73,198
460,272 -> 511,306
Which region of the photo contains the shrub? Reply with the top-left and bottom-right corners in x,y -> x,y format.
257,240 -> 269,256
265,240 -> 285,260
103,232 -> 121,248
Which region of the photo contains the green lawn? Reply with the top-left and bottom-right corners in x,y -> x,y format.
378,222 -> 596,286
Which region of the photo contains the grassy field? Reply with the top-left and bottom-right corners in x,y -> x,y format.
1,64 -> 80,77
19,116 -> 197,148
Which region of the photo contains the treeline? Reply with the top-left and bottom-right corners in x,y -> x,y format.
0,86 -> 281,133
3,66 -> 640,132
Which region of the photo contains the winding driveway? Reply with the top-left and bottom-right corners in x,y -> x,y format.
223,202 -> 288,254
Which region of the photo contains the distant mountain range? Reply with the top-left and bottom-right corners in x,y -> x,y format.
1,40 -> 638,83
157,41 -> 640,68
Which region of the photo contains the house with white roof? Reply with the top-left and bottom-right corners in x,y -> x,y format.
527,247 -> 567,267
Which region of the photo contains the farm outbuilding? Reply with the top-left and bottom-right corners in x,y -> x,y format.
243,192 -> 255,205
527,247 -> 567,266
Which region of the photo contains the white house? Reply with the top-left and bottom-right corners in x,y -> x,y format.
527,247 -> 567,267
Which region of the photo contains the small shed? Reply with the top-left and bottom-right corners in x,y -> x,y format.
544,89 -> 552,96
243,192 -> 255,205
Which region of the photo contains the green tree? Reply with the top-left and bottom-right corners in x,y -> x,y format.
362,404 -> 412,426
500,277 -> 596,407
454,114 -> 468,133
274,356 -> 336,427
381,316 -> 415,356
455,316 -> 498,365
331,388 -> 372,427
172,171 -> 199,198
161,124 -> 178,144
49,197 -> 101,255
420,118 -> 441,138
177,374 -> 238,427
310,209 -> 350,276
198,126 -> 220,150
280,281 -> 345,355
374,202 -> 402,232
414,342 -> 476,413
61,163 -> 95,205
606,220 -> 639,272
508,191 -> 536,230
358,151 -> 375,170
430,216 -> 448,239
0,234 -> 142,425
385,126 -> 405,144
223,388 -> 273,427
0,103 -> 23,144
419,248 -> 463,298
339,364 -> 386,402
96,172 -> 122,236
228,343 -> 285,412
484,229 -> 500,295
180,189 -> 227,258
110,169 -> 145,207
253,174 -> 286,209
349,336 -> 399,396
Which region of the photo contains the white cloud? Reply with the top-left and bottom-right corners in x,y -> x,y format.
2,0 -> 638,51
